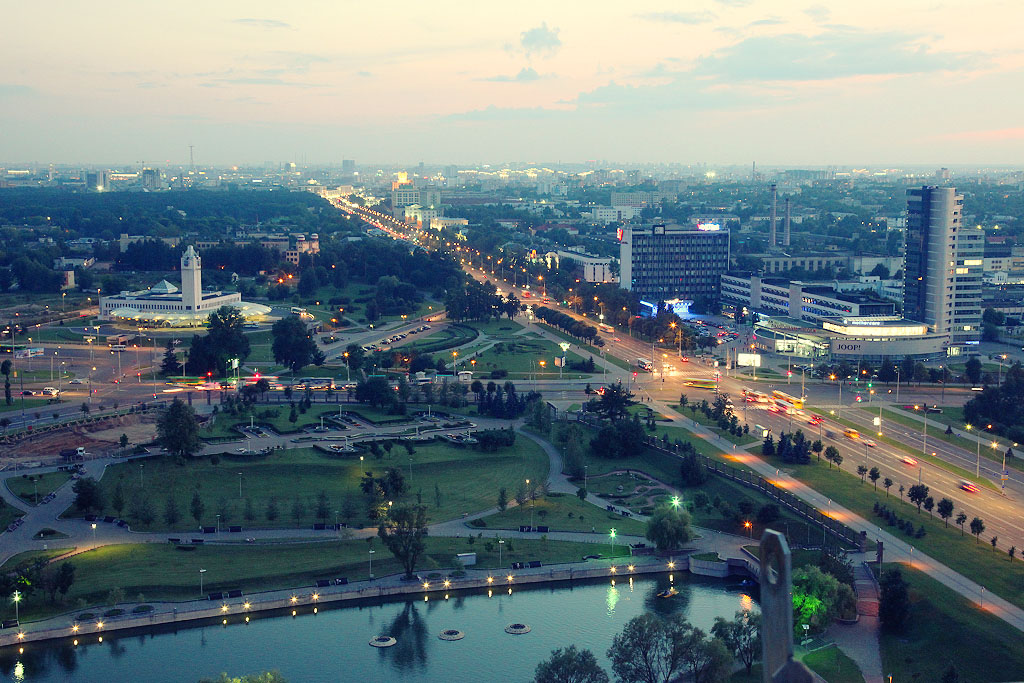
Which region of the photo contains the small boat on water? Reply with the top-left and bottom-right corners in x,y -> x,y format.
656,587 -> 678,598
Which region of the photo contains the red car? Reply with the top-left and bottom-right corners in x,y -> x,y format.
960,480 -> 979,493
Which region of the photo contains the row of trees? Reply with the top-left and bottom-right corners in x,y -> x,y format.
534,610 -> 760,682
445,278 -> 518,322
531,305 -> 603,345
964,361 -> 1024,442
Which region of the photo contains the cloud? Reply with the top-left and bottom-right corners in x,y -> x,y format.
714,0 -> 753,6
803,5 -> 831,22
696,29 -> 982,81
519,23 -> 561,58
482,67 -> 543,83
233,18 -> 291,29
206,77 -> 322,88
748,17 -> 784,27
939,127 -> 1024,142
0,84 -> 34,97
357,71 -> 372,78
637,11 -> 716,25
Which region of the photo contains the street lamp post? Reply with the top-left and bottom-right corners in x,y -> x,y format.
238,472 -> 243,499
966,424 -> 981,477
91,522 -> 97,544
368,549 -> 375,579
199,568 -> 207,597
498,539 -> 505,567
609,528 -> 617,557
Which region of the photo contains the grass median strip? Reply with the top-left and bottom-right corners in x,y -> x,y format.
808,407 -> 997,491
5,471 -> 73,505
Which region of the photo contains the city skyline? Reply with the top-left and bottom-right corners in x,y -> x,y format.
3,0 -> 1024,165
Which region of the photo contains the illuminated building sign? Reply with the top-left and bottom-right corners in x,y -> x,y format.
697,222 -> 721,232
617,227 -> 624,242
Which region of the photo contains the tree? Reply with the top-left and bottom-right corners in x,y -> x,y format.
937,497 -> 954,527
1010,546 -> 1017,563
199,672 -> 289,683
856,465 -> 868,483
879,567 -> 910,633
1,359 -> 12,405
923,496 -> 934,517
956,511 -> 968,535
823,446 -> 840,469
898,484 -> 905,501
377,504 -> 429,579
185,307 -> 251,377
563,424 -> 588,479
990,535 -> 999,551
607,613 -> 687,683
907,484 -> 929,513
970,516 -> 986,543
160,339 -> 182,376
271,315 -> 321,374
711,611 -> 761,674
868,467 -> 880,491
965,356 -> 983,385
291,497 -> 306,524
588,382 -> 635,422
111,481 -> 126,516
645,503 -> 694,551
497,487 -> 508,512
72,477 -> 104,513
157,398 -> 201,458
811,439 -> 823,461
163,494 -> 181,526
792,566 -> 853,634
534,645 -> 609,683
190,490 -> 205,526
883,477 -> 893,497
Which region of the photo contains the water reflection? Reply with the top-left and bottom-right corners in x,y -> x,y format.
3,575 -> 757,683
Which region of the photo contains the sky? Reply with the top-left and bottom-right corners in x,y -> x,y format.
3,0 -> 1024,166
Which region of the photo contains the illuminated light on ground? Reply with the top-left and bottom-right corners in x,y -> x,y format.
290,596 -> 298,603
221,604 -> 229,612
443,579 -> 451,588
486,576 -> 494,584
741,594 -> 754,611
609,566 -> 617,574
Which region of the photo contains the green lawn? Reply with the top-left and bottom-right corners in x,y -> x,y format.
22,327 -> 87,343
666,405 -> 742,443
0,497 -> 25,528
801,645 -> 863,683
0,397 -> 51,413
202,403 -> 351,439
536,323 -> 633,371
875,563 -> 1024,683
479,491 -> 647,535
467,337 -> 592,379
344,405 -> 414,424
466,319 -> 523,339
74,440 -> 549,531
774,454 -> 1024,611
0,548 -> 70,572
2,538 -> 632,623
5,471 -> 73,505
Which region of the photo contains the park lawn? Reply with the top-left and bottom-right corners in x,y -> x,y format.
659,409 -> 742,447
202,403 -> 349,439
0,548 -> 70,572
800,645 -> 863,683
8,368 -> 76,381
465,318 -> 523,339
686,475 -> 820,544
778,456 -> 1024,611
344,405 -> 414,424
3,538 -> 632,623
0,497 -> 24,528
876,406 -> 1022,474
23,326 -> 86,343
5,471 -> 73,505
893,404 -> 965,428
874,563 -> 1024,683
808,407 -> 997,491
535,323 -> 633,371
479,491 -> 647,536
468,337 -> 592,378
74,440 -> 549,531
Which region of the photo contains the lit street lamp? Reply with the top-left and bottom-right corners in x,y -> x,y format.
609,528 -> 617,557
199,568 -> 207,597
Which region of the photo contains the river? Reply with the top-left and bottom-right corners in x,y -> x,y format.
0,574 -> 757,682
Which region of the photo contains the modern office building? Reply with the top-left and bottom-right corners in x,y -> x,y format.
720,274 -> 896,324
904,186 -> 983,348
619,223 -> 730,304
100,246 -> 270,326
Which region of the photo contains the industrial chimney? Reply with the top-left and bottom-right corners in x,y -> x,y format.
769,183 -> 777,248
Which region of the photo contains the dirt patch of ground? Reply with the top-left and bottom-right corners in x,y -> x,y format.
0,414 -> 157,462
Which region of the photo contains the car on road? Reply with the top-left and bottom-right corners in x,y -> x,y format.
960,480 -> 979,493
21,390 -> 34,396
69,379 -> 84,385
865,440 -> 876,448
901,455 -> 918,466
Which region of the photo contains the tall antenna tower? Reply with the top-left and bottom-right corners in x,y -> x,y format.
189,145 -> 195,172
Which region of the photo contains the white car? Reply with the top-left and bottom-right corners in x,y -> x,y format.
69,379 -> 84,385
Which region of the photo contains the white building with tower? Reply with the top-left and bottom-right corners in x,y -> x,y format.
99,246 -> 271,326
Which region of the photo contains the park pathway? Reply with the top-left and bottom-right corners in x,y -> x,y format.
827,562 -> 883,683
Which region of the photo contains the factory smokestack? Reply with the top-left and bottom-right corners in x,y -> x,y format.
769,183 -> 777,248
784,197 -> 791,247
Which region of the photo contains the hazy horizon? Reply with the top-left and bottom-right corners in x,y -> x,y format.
4,0 -> 1023,166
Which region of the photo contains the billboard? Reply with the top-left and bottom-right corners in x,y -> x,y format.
736,353 -> 761,368
15,347 -> 44,359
